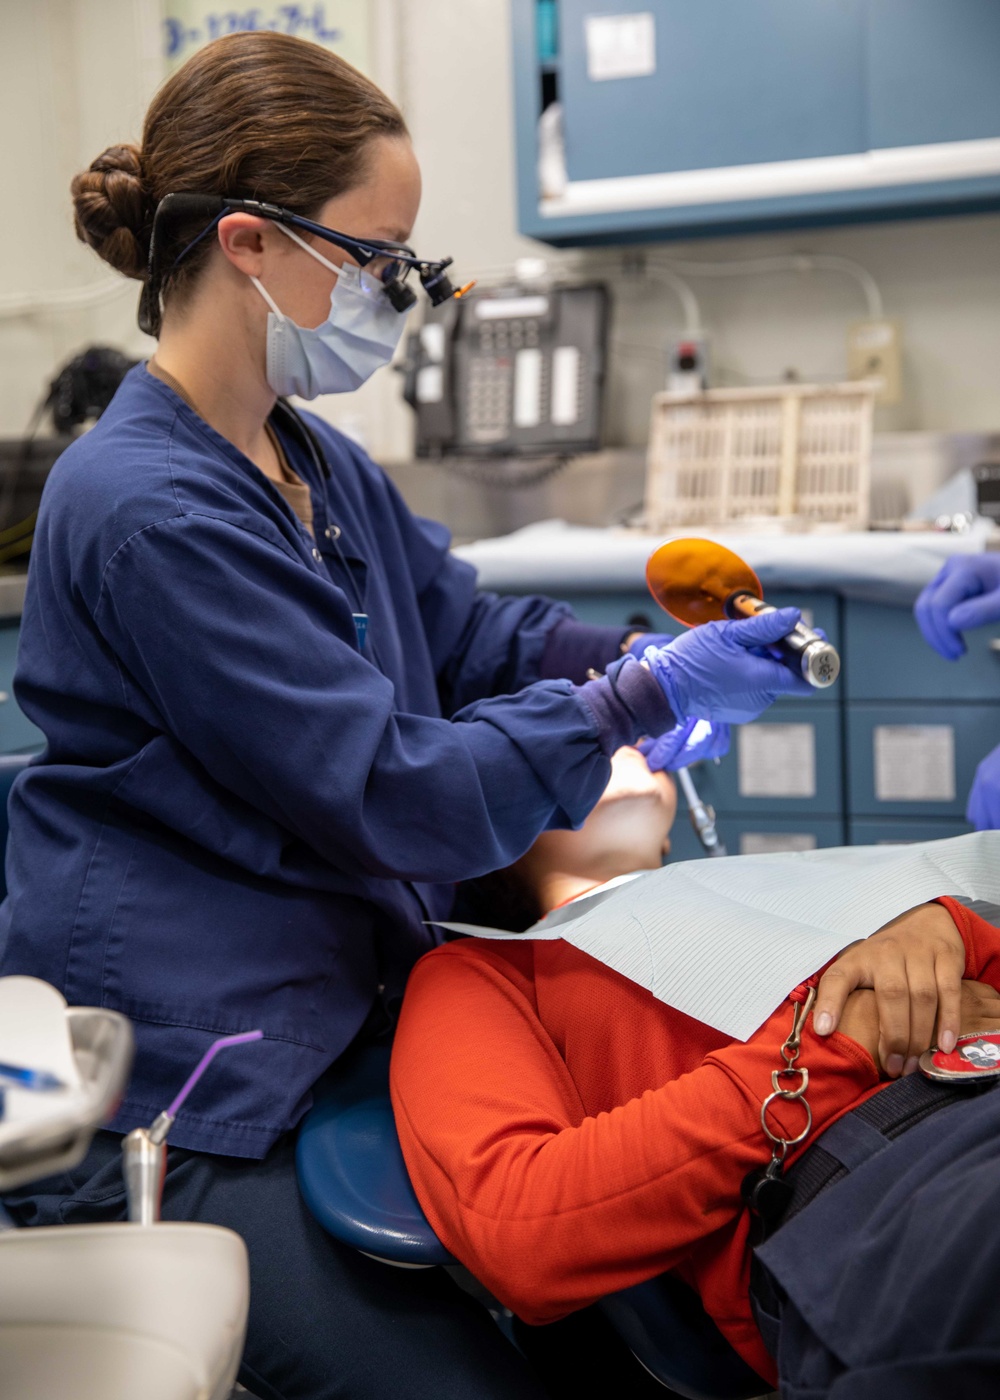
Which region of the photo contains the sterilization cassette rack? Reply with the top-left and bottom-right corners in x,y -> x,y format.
644,382 -> 877,532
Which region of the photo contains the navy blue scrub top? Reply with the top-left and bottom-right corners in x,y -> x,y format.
0,366 -> 614,1157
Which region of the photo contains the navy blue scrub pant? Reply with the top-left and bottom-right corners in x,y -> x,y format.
2,1129 -> 549,1400
757,1082 -> 1000,1399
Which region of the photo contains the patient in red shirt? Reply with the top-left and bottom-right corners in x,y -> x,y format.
390,749 -> 1000,1389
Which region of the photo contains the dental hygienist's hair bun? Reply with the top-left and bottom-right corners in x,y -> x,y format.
71,143 -> 152,280
68,31 -> 408,332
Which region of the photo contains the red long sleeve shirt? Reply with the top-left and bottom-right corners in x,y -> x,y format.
391,897 -> 1000,1385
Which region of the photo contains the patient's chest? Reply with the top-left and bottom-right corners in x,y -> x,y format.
530,941 -> 732,1118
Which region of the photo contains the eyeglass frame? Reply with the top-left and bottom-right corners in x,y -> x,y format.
138,192 -> 457,336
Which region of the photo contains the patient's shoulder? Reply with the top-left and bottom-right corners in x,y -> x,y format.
402,938 -> 541,1023
413,936 -> 536,984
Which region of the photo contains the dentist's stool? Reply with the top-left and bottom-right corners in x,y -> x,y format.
295,1041 -> 768,1399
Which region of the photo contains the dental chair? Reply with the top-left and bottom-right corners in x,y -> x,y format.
296,1040 -> 769,1400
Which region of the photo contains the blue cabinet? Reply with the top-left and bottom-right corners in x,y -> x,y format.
557,0 -> 866,184
849,817 -> 972,845
686,705 -> 842,818
669,814 -> 845,864
0,624 -> 42,754
512,0 -> 1000,245
844,600 -> 1000,702
846,703 -> 1000,819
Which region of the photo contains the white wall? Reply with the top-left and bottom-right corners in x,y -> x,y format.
2,0 -> 999,460
0,0 -> 162,435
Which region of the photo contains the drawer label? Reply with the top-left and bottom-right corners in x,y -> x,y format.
874,725 -> 955,802
740,832 -> 818,855
738,723 -> 816,799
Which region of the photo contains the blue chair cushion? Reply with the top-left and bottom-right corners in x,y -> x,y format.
297,1038 -> 769,1397
295,1039 -> 455,1267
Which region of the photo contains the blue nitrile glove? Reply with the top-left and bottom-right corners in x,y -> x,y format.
641,608 -> 812,724
967,743 -> 1000,831
627,632 -> 677,658
914,554 -> 1000,661
639,717 -> 731,771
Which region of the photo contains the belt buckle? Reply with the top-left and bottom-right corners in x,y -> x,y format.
919,1028 -> 1000,1083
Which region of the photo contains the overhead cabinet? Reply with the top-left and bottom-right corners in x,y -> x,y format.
513,0 -> 1000,243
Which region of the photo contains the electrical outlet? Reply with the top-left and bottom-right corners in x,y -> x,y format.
847,319 -> 902,405
667,336 -> 710,394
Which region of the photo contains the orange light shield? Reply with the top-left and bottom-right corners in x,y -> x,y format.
645,538 -> 763,628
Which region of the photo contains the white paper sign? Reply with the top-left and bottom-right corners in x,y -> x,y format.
739,832 -> 818,856
874,725 -> 955,802
585,12 -> 656,82
738,723 -> 816,799
435,833 -> 1000,1042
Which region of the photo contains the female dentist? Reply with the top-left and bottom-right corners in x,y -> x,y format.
0,31 -> 813,1400
916,554 -> 1000,830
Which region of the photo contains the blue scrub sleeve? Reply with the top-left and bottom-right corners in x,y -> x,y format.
539,619 -> 633,684
574,656 -> 675,755
95,515 -> 614,884
368,465 -> 578,711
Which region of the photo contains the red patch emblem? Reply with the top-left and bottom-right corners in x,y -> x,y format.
920,1030 -> 1000,1083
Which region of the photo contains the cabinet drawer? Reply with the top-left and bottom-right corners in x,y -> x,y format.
844,600 -> 1000,701
846,704 -> 1000,817
668,813 -> 845,864
849,817 -> 973,846
683,704 -> 842,817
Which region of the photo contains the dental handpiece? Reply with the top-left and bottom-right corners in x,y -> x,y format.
676,765 -> 728,858
723,590 -> 840,689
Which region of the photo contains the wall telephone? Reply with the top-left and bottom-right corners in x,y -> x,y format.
401,284 -> 608,459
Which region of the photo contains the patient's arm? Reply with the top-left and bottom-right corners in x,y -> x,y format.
391,938 -> 878,1328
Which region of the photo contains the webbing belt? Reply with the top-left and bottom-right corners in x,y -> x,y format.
748,1071 -> 999,1356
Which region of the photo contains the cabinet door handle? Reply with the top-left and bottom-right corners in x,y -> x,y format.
991,639 -> 1000,655
0,692 -> 9,704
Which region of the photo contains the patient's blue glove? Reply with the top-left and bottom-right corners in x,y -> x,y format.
967,743 -> 1000,831
639,717 -> 730,771
914,554 -> 1000,660
642,609 -> 811,724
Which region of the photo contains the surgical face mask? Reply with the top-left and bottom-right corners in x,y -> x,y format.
251,223 -> 411,398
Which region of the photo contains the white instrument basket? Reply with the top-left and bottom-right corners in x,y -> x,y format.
644,382 -> 876,532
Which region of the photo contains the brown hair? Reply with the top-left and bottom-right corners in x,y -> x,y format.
71,31 -> 407,314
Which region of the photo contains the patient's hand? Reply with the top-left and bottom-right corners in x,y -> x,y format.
831,978 -> 1000,1075
813,903 -> 965,1078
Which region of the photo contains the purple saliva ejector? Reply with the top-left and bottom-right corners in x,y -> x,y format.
122,1031 -> 263,1224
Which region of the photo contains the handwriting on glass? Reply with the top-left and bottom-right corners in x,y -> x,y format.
164,6 -> 344,61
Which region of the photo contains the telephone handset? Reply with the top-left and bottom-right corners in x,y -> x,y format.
401,284 -> 608,459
